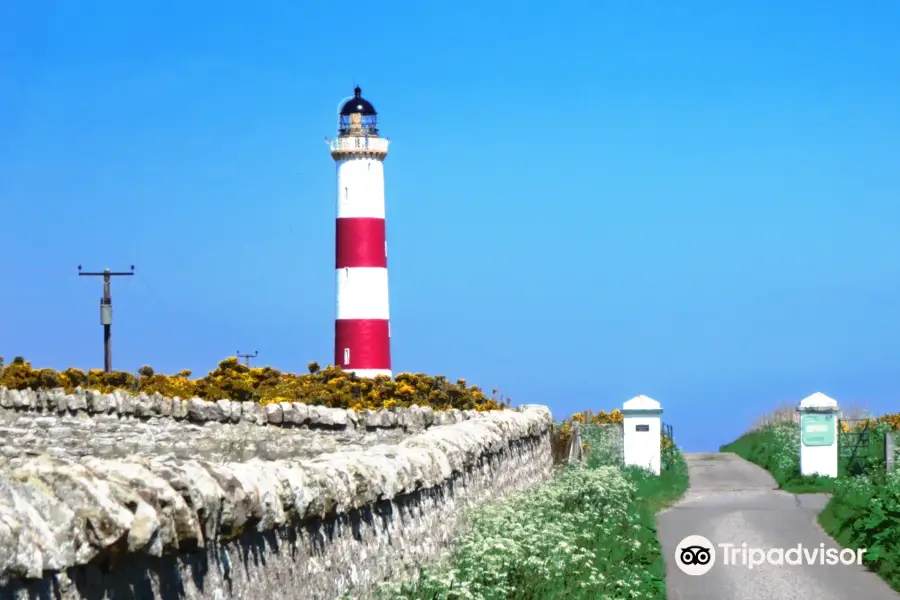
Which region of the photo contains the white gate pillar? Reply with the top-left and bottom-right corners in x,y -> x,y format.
622,395 -> 663,475
797,392 -> 840,478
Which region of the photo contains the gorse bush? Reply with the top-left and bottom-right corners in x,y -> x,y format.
0,357 -> 508,412
840,415 -> 900,432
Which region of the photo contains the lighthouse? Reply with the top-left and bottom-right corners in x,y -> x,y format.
329,86 -> 392,378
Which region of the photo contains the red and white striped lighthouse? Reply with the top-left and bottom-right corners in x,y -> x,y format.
329,86 -> 391,378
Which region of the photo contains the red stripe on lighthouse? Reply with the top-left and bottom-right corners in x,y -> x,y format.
336,218 -> 387,268
334,319 -> 391,370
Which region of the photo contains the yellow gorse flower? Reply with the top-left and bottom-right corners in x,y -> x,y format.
0,357 -> 512,413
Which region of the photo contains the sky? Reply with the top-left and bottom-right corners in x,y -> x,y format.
1,1 -> 899,451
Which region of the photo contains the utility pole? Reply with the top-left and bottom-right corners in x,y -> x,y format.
78,265 -> 134,373
237,350 -> 258,367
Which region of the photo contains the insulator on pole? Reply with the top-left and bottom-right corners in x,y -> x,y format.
100,301 -> 112,325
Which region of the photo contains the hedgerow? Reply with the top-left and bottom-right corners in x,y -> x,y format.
0,356 -> 508,412
721,413 -> 899,492
720,422 -> 804,487
816,422 -> 900,591
372,466 -> 674,599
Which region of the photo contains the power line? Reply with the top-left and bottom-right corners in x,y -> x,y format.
78,265 -> 134,373
237,350 -> 258,367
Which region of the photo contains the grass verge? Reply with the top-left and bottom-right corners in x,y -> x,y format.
372,452 -> 689,600
719,422 -> 839,493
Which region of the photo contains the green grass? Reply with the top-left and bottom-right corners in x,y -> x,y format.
720,421 -> 889,493
368,447 -> 689,600
636,455 -> 690,514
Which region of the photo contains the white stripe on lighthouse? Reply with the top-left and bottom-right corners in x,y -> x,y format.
335,267 -> 390,320
336,159 -> 386,218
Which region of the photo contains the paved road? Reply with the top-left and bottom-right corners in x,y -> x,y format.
657,452 -> 900,600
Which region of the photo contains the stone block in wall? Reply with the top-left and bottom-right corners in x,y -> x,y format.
265,402 -> 283,424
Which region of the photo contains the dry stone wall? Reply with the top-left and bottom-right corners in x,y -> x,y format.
0,387 -> 553,600
0,387 -> 481,467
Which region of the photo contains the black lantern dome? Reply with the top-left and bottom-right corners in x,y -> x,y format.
340,87 -> 376,116
338,86 -> 379,136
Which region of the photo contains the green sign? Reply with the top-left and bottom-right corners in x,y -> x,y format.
801,413 -> 836,446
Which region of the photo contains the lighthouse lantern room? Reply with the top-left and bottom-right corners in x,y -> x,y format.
329,87 -> 392,379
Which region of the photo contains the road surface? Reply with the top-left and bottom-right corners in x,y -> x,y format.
657,452 -> 899,600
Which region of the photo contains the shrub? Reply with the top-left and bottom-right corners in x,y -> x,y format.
551,409 -> 624,462
819,468 -> 900,592
722,422 -> 800,481
370,444 -> 689,600
0,357 -> 509,412
582,422 -> 625,468
551,409 -> 675,467
876,413 -> 900,430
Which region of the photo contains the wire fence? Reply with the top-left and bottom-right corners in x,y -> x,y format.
661,422 -> 677,472
552,418 -> 676,473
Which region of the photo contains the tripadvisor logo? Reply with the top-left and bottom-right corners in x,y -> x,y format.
675,535 -> 716,576
674,535 -> 866,575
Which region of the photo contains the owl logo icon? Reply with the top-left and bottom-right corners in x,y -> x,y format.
675,535 -> 716,575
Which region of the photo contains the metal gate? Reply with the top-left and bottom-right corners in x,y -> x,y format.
839,418 -> 872,476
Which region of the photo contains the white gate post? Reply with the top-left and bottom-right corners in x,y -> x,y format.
622,395 -> 663,475
797,392 -> 840,478
886,432 -> 896,472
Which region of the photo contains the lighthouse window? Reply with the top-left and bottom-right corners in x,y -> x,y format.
344,187 -> 348,202
344,348 -> 350,365
368,162 -> 371,171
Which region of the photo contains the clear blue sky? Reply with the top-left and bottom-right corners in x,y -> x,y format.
2,1 -> 899,451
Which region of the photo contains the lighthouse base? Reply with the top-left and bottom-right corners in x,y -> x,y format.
347,368 -> 392,379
